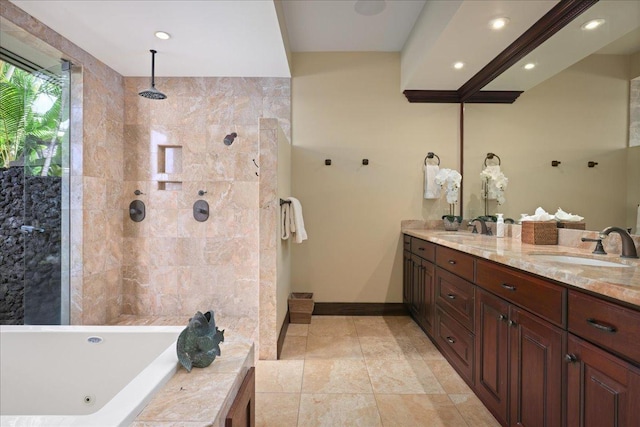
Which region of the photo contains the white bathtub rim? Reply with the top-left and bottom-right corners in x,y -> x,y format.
0,325 -> 184,427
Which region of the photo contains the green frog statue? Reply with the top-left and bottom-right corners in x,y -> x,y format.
176,310 -> 225,372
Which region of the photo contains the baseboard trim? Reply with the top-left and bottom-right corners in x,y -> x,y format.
276,311 -> 289,360
312,303 -> 408,316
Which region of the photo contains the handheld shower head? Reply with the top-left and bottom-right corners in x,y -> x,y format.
139,49 -> 167,100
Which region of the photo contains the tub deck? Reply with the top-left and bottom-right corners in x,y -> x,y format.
112,315 -> 255,427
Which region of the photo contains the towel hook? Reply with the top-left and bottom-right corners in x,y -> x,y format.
484,152 -> 501,167
424,152 -> 440,166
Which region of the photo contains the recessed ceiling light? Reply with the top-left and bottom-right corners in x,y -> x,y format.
523,63 -> 536,70
354,0 -> 386,16
581,19 -> 605,31
490,17 -> 509,30
453,62 -> 465,70
154,31 -> 171,40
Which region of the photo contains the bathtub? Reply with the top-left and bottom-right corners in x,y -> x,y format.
0,325 -> 184,426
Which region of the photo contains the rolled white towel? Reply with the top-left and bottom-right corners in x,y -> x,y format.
424,164 -> 441,199
286,197 -> 308,243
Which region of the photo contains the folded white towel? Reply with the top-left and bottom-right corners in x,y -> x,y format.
424,165 -> 441,199
281,202 -> 291,240
286,197 -> 308,243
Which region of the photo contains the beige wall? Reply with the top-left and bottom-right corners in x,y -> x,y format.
291,52 -> 459,303
276,126 -> 292,333
464,54 -> 630,231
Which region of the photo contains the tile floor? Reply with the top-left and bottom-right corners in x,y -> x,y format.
255,315 -> 500,427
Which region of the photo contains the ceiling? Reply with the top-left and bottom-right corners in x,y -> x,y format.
4,0 -> 640,91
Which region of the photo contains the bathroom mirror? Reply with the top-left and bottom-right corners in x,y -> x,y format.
463,1 -> 640,233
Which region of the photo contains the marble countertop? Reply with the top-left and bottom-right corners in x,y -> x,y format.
402,226 -> 640,309
112,315 -> 254,427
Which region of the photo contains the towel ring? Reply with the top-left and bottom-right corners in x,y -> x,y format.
484,152 -> 501,167
424,152 -> 441,166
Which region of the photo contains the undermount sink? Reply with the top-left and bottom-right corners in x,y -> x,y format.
528,254 -> 631,268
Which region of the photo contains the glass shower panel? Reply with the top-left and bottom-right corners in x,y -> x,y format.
21,61 -> 70,325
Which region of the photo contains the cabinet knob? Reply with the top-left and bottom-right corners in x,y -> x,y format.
498,314 -> 507,321
418,247 -> 425,251
445,336 -> 456,344
565,354 -> 578,364
507,319 -> 517,327
448,259 -> 457,265
446,294 -> 456,300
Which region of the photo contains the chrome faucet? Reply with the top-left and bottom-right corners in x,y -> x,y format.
470,218 -> 492,236
599,226 -> 639,259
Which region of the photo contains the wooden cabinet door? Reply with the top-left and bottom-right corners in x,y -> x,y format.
411,254 -> 422,319
421,260 -> 435,335
403,249 -> 411,306
567,334 -> 640,427
226,367 -> 255,427
509,307 -> 564,427
475,289 -> 510,426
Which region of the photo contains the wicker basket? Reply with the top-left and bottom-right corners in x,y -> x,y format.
522,221 -> 558,245
557,221 -> 586,230
288,292 -> 314,324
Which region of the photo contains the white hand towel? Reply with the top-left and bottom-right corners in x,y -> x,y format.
424,165 -> 441,199
286,197 -> 308,243
281,202 -> 291,240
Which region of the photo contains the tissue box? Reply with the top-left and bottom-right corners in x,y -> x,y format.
557,221 -> 586,230
522,221 -> 558,245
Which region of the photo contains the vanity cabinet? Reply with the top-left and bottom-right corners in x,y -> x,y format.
566,291 -> 640,426
402,233 -> 640,427
403,236 -> 436,335
475,288 -> 564,427
433,246 -> 477,385
566,334 -> 640,427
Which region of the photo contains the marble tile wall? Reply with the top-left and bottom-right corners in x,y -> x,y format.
122,77 -> 290,357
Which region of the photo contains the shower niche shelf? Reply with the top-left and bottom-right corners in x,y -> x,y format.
156,145 -> 183,191
157,145 -> 183,174
157,181 -> 182,191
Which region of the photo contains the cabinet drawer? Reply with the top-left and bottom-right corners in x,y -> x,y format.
436,268 -> 475,332
476,260 -> 565,327
568,291 -> 640,363
436,246 -> 474,282
435,307 -> 474,385
403,234 -> 411,251
411,238 -> 435,262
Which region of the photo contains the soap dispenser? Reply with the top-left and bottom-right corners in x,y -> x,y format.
496,213 -> 505,238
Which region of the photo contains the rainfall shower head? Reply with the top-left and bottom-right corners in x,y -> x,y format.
139,49 -> 167,100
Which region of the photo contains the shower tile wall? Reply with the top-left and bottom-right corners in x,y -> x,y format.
123,77 -> 290,350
